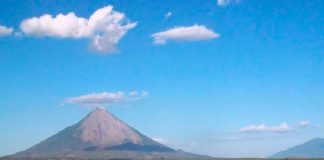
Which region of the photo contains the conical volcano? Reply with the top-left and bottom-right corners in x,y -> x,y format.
71,108 -> 162,147
10,108 -> 208,159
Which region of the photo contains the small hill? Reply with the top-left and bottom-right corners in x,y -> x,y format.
271,138 -> 324,158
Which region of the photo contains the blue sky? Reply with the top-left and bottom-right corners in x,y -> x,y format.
0,0 -> 324,158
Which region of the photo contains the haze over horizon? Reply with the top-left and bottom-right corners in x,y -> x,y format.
0,0 -> 323,158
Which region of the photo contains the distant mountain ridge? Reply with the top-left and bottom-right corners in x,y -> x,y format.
271,138 -> 324,158
7,108 -> 210,159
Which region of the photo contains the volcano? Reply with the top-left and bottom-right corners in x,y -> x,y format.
8,108 -> 209,159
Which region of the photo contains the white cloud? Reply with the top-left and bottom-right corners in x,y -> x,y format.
297,120 -> 310,128
164,12 -> 172,19
152,137 -> 171,145
217,0 -> 241,7
64,91 -> 148,106
151,25 -> 219,45
20,5 -> 136,53
240,121 -> 312,133
129,91 -> 139,97
153,138 -> 165,143
217,0 -> 230,6
240,123 -> 293,133
0,24 -> 13,36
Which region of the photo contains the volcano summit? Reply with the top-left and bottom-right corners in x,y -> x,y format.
7,108 -> 209,159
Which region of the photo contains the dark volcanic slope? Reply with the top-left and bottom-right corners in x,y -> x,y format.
9,108 -> 210,159
271,138 -> 324,158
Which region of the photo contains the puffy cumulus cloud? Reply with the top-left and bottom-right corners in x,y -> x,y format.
217,0 -> 241,7
20,5 -> 137,53
240,123 -> 293,133
64,91 -> 148,106
0,24 -> 14,36
151,25 -> 219,45
20,13 -> 88,38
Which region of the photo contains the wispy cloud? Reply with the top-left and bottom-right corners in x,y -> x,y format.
240,123 -> 293,133
217,0 -> 241,7
164,12 -> 172,19
297,120 -> 310,128
217,136 -> 243,141
153,137 -> 165,143
64,91 -> 148,107
240,121 -> 311,133
151,25 -> 219,45
20,5 -> 136,53
0,24 -> 13,36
